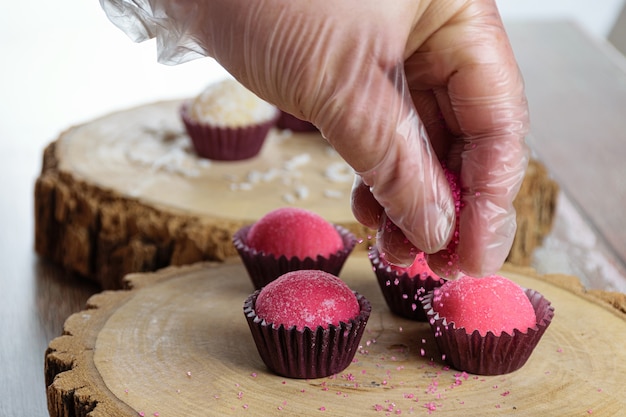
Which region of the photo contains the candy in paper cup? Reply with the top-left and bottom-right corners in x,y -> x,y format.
233,224 -> 357,290
243,290 -> 371,379
421,288 -> 555,375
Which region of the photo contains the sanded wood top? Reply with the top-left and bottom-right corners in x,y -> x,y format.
46,254 -> 626,416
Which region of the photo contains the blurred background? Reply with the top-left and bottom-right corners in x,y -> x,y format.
2,0 -> 624,161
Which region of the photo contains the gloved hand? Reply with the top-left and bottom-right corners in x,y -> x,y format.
100,0 -> 529,278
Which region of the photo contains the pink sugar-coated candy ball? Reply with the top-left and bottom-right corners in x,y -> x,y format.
247,207 -> 343,259
255,270 -> 360,331
439,165 -> 462,276
389,252 -> 439,280
432,275 -> 536,337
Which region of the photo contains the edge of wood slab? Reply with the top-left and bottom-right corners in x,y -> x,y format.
34,140 -> 373,289
34,131 -> 558,289
44,261 -> 625,417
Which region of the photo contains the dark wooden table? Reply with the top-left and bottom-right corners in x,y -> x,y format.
1,20 -> 625,416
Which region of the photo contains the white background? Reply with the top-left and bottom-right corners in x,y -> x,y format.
1,0 -> 625,182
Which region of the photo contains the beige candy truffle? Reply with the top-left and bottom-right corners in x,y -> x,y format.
188,79 -> 278,127
181,79 -> 280,160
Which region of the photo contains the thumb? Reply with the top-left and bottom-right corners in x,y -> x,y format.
314,64 -> 456,263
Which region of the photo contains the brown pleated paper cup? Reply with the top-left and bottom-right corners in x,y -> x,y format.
243,291 -> 371,379
233,224 -> 357,290
421,288 -> 555,375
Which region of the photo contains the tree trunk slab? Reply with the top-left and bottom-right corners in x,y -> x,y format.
35,100 -> 558,288
45,254 -> 626,416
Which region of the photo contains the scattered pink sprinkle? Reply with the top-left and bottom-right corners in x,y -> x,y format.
153,413 -> 159,417
587,410 -> 593,414
501,391 -> 510,397
186,371 -> 192,377
250,372 -> 257,377
138,413 -> 145,417
319,406 -> 326,411
124,389 -> 129,394
243,404 -> 249,410
557,348 -> 563,353
424,402 -> 437,413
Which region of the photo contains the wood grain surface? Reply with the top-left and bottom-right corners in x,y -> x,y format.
45,254 -> 626,416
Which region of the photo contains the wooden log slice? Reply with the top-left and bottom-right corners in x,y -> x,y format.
45,254 -> 626,416
34,100 -> 558,288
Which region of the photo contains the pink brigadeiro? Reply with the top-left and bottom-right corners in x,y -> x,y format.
243,270 -> 371,379
233,207 -> 356,289
369,246 -> 444,321
421,274 -> 554,375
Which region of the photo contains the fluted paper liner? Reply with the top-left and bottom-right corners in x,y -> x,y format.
421,288 -> 554,375
243,291 -> 371,379
369,246 -> 444,321
233,224 -> 357,290
276,111 -> 318,132
180,102 -> 279,161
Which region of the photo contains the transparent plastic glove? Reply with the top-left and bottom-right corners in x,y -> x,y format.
100,0 -> 529,278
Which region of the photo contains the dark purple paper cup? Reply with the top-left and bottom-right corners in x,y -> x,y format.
243,290 -> 371,379
233,224 -> 357,290
421,287 -> 555,375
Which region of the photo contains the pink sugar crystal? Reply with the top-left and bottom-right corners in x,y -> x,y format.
255,270 -> 359,330
432,275 -> 536,336
247,207 -> 343,259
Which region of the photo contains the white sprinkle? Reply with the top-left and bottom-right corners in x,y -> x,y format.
295,185 -> 309,200
261,168 -> 280,182
324,162 -> 354,183
197,159 -> 211,168
247,170 -> 263,183
323,189 -> 344,199
284,153 -> 311,170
